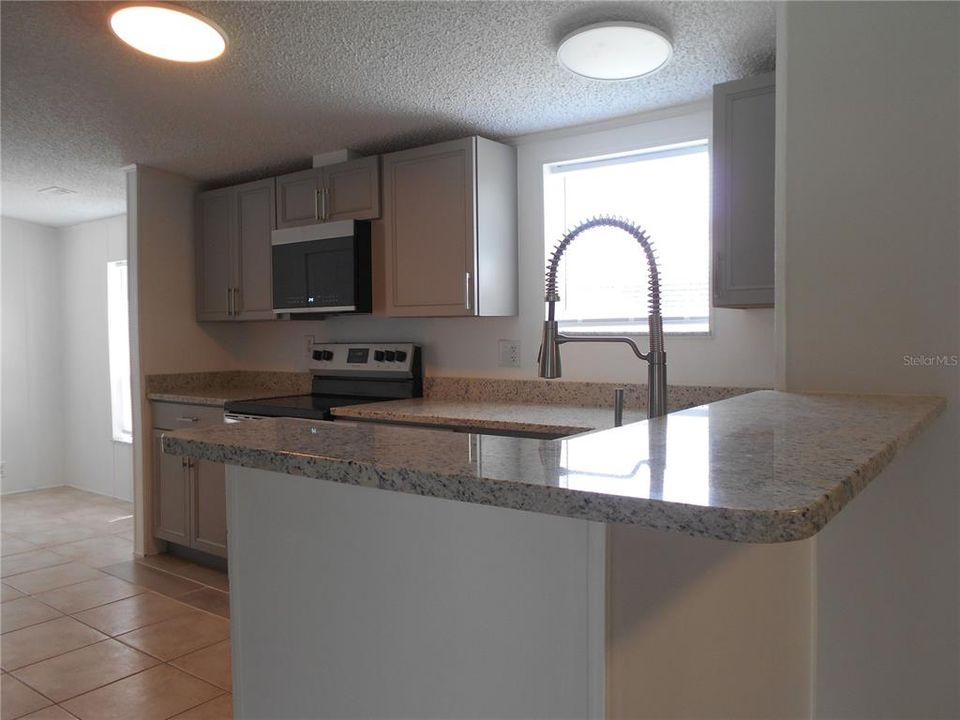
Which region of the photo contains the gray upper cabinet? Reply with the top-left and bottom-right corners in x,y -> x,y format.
276,156 -> 380,228
324,156 -> 380,221
712,72 -> 776,308
196,177 -> 276,322
276,168 -> 322,228
382,136 -> 517,317
196,188 -> 234,321
236,180 -> 276,318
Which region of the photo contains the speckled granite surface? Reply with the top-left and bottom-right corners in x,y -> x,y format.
145,371 -> 757,410
162,391 -> 945,543
423,376 -> 753,411
146,371 -> 311,407
332,399 -> 645,436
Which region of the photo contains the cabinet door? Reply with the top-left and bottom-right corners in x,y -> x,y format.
712,73 -> 775,308
154,431 -> 190,545
196,188 -> 236,321
276,168 -> 321,229
190,459 -> 228,558
236,178 -> 276,320
383,138 -> 476,317
323,156 -> 380,221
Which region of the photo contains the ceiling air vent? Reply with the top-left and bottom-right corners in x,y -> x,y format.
36,186 -> 77,196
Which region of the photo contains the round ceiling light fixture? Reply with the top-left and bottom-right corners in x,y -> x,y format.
557,22 -> 672,81
109,3 -> 227,62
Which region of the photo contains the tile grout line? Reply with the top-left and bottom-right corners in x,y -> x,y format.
131,558 -> 230,594
4,488 -> 231,719
161,689 -> 231,720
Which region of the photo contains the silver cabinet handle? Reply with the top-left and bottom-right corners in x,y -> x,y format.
314,188 -> 320,220
233,287 -> 241,317
175,416 -> 200,423
325,187 -> 331,220
226,287 -> 232,316
464,272 -> 472,311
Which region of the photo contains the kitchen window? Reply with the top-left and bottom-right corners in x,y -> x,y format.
107,260 -> 132,443
543,141 -> 710,334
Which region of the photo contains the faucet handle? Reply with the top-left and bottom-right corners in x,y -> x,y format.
614,388 -> 625,427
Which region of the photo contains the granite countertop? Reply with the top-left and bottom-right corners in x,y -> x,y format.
162,390 -> 945,544
147,388 -> 291,407
331,398 -> 646,436
145,370 -> 312,407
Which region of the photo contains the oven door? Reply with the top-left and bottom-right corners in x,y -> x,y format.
271,221 -> 371,314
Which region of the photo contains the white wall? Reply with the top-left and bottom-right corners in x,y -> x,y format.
60,215 -> 133,501
778,2 -> 960,715
181,104 -> 776,388
0,214 -> 133,500
0,217 -> 64,493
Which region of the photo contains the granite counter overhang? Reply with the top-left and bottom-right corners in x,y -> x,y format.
331,398 -> 648,436
161,391 -> 945,544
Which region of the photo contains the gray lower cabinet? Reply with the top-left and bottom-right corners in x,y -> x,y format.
712,72 -> 776,308
153,402 -> 228,559
381,136 -> 517,317
196,177 -> 276,321
189,458 -> 227,557
153,430 -> 191,545
276,156 -> 380,228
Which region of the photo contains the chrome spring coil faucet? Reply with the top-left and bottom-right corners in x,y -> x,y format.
537,216 -> 667,419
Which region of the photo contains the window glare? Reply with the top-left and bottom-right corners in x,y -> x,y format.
544,143 -> 710,334
107,260 -> 133,444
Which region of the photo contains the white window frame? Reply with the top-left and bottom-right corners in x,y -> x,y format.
107,260 -> 133,444
537,107 -> 715,338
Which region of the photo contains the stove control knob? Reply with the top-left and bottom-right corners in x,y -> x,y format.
311,350 -> 324,361
395,350 -> 408,362
321,350 -> 334,361
384,350 -> 397,362
374,350 -> 385,362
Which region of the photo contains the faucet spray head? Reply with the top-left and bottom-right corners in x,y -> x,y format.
537,321 -> 562,379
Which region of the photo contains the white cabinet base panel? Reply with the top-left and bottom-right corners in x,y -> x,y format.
227,466 -> 605,720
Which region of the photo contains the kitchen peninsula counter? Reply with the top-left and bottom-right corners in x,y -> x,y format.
162,390 -> 943,544
161,389 -> 946,719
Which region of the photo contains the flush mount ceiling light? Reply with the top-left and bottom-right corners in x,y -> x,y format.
557,22 -> 672,81
109,3 -> 227,62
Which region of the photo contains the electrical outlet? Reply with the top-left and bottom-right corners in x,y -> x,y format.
498,340 -> 522,368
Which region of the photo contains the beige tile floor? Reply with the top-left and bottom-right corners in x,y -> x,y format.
1,488 -> 232,720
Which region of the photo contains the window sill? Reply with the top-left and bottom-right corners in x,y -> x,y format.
561,330 -> 712,338
112,435 -> 133,445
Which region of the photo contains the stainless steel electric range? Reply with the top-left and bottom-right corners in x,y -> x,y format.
223,343 -> 422,422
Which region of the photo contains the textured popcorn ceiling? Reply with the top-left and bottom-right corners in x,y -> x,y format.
1,1 -> 775,227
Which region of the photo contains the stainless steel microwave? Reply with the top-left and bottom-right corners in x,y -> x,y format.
271,220 -> 372,315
